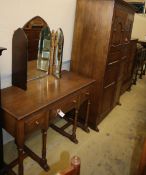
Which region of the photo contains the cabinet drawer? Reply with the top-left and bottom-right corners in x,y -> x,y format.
49,94 -> 79,121
108,50 -> 121,63
80,86 -> 91,104
25,109 -> 48,135
104,63 -> 119,87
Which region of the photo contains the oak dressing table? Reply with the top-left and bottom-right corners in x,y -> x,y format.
4,16 -> 95,175
1,71 -> 95,175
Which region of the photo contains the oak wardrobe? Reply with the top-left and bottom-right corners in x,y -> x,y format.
71,0 -> 135,130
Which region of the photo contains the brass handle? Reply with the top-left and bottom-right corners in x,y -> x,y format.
108,60 -> 119,66
73,100 -> 77,104
85,92 -> 90,96
35,121 -> 39,125
125,38 -> 128,42
57,109 -> 61,113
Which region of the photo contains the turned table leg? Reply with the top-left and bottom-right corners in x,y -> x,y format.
16,121 -> 25,175
84,99 -> 90,133
17,147 -> 24,175
71,108 -> 78,144
41,129 -> 49,171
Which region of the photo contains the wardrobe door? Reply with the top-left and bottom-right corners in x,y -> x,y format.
124,13 -> 134,44
110,5 -> 127,47
101,83 -> 116,117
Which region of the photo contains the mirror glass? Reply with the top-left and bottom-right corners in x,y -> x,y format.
37,27 -> 51,72
53,28 -> 64,78
23,16 -> 50,81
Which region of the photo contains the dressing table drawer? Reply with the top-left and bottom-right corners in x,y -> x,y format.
24,109 -> 48,135
49,94 -> 79,121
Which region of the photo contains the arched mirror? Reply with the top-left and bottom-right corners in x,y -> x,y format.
23,16 -> 50,81
53,28 -> 64,78
12,17 -> 64,90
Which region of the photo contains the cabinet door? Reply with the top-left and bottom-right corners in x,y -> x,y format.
101,83 -> 116,115
110,5 -> 127,47
124,14 -> 134,43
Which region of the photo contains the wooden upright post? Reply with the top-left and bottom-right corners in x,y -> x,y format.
0,47 -> 7,174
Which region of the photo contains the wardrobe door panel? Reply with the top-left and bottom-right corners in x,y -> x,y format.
124,14 -> 134,43
111,5 -> 127,47
101,83 -> 116,114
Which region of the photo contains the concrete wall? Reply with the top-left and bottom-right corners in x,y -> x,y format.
132,14 -> 146,40
0,0 -> 76,143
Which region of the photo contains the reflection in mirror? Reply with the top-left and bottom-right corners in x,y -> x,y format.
23,16 -> 49,81
37,27 -> 51,72
53,28 -> 64,78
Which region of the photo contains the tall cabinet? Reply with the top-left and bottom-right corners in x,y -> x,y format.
71,0 -> 135,130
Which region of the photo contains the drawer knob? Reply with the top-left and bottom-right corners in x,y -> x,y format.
85,92 -> 90,96
73,100 -> 77,104
35,121 -> 39,125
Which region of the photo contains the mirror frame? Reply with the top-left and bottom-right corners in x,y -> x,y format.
52,28 -> 64,78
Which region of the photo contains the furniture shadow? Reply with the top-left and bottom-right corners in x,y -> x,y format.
40,151 -> 71,175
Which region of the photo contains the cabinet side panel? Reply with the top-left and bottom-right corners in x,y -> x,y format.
12,28 -> 27,90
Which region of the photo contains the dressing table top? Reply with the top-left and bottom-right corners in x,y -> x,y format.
1,71 -> 95,120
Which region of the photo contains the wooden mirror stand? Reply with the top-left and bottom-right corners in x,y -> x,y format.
12,16 -> 64,91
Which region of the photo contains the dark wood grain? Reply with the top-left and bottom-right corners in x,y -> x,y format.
121,39 -> 138,94
137,139 -> 146,175
2,71 -> 95,120
23,16 -> 48,61
12,28 -> 27,90
71,0 -> 135,129
1,71 -> 95,175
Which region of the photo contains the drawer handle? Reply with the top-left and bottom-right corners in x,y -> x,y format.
73,100 -> 77,104
108,60 -> 119,66
121,56 -> 126,60
35,121 -> 40,125
104,82 -> 115,89
85,92 -> 90,96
